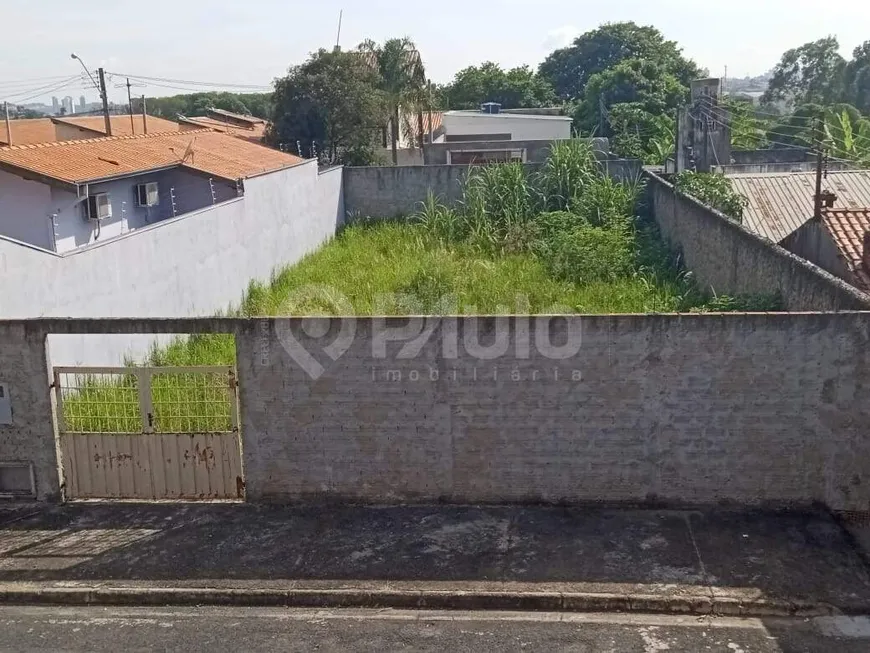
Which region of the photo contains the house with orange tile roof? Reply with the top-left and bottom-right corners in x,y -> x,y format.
0,115 -> 182,146
0,129 -> 303,252
783,205 -> 870,294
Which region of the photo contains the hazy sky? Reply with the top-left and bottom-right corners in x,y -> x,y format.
3,0 -> 870,105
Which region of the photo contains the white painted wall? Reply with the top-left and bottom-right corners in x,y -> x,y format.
0,167 -> 238,253
0,161 -> 344,365
0,169 -> 56,250
441,112 -> 572,141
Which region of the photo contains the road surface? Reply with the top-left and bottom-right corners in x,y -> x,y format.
2,606 -> 870,651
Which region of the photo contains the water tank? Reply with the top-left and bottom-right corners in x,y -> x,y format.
480,102 -> 502,115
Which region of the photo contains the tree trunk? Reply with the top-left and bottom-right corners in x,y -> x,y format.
417,108 -> 424,149
391,104 -> 399,165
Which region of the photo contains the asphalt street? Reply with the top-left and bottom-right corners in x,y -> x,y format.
2,606 -> 870,652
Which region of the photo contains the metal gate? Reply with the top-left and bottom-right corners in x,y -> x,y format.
54,366 -> 244,501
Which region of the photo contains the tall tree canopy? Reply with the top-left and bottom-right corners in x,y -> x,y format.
441,62 -> 556,110
269,48 -> 385,164
538,22 -> 701,101
144,92 -> 272,120
762,37 -> 846,107
358,37 -> 427,164
844,40 -> 870,114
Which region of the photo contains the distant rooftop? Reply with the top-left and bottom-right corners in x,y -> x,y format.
0,115 -> 181,146
0,130 -> 303,188
728,170 -> 870,243
443,110 -> 572,121
822,208 -> 870,293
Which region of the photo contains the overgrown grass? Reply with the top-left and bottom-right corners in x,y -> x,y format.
63,139 -> 781,431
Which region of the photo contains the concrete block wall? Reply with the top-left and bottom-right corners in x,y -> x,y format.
0,322 -> 58,500
647,171 -> 870,311
343,158 -> 642,220
3,314 -> 870,509
236,313 -> 870,511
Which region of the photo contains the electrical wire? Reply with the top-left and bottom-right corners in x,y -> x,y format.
110,72 -> 271,91
1,77 -> 83,105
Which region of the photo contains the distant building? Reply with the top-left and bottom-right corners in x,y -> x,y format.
0,130 -> 302,253
0,115 -> 182,147
79,96 -> 87,111
177,108 -> 269,144
51,97 -> 60,114
62,96 -> 74,115
728,169 -> 870,244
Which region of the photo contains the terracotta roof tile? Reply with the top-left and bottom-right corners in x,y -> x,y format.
0,130 -> 304,185
821,208 -> 870,293
54,115 -> 181,137
0,118 -> 57,146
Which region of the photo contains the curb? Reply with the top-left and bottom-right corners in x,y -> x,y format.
0,587 -> 850,617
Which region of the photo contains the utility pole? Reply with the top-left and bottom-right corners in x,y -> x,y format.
126,79 -> 134,133
334,9 -> 343,51
98,68 -> 112,136
141,95 -> 148,134
3,101 -> 11,146
813,116 -> 823,219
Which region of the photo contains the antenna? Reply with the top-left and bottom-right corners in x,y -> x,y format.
335,10 -> 343,51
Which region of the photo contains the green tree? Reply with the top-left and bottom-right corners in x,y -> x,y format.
844,40 -> 870,114
358,38 -> 427,165
575,58 -> 686,134
538,22 -> 701,101
442,62 -> 556,109
145,92 -> 273,119
762,37 -> 846,107
270,49 -> 385,164
725,99 -> 770,150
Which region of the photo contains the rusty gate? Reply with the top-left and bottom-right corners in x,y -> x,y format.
53,366 -> 244,501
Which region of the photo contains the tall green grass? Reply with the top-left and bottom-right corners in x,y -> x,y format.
62,139 -> 780,432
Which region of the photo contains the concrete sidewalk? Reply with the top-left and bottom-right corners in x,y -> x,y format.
1,503 -> 869,616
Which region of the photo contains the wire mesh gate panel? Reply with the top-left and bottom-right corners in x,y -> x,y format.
54,366 -> 244,501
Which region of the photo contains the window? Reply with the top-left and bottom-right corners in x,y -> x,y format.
136,182 -> 160,207
85,193 -> 112,221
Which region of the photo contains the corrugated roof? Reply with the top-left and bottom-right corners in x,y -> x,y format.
728,170 -> 870,243
0,130 -> 304,185
206,108 -> 267,125
54,115 -> 181,137
822,208 -> 870,293
179,116 -> 267,143
0,118 -> 57,146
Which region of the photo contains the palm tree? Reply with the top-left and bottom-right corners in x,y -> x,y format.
358,38 -> 427,165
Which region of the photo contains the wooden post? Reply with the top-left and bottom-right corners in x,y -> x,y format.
3,101 -> 11,146
142,95 -> 148,134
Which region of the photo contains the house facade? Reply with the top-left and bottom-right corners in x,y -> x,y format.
0,130 -> 302,254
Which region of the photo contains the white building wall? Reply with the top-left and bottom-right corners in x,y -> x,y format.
51,170 -> 237,253
0,161 -> 344,365
441,113 -> 572,141
0,169 -> 56,250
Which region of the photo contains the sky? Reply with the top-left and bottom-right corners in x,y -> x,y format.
3,0 -> 870,106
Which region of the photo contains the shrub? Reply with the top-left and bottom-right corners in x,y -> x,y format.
537,139 -> 597,212
674,171 -> 748,222
537,221 -> 636,284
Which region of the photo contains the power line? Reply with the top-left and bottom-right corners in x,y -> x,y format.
110,72 -> 271,91
0,77 -> 83,105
